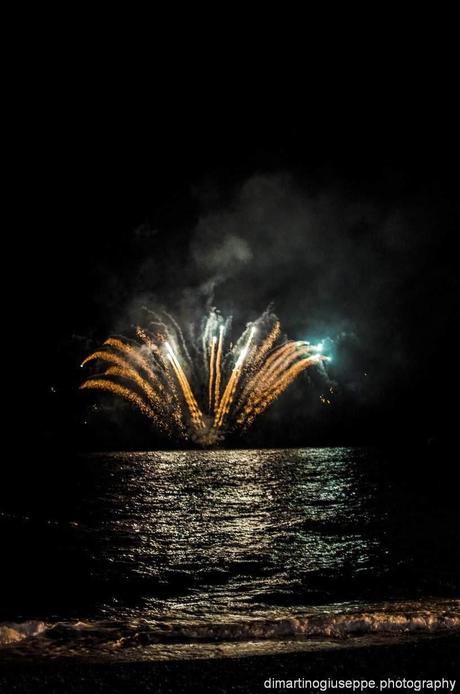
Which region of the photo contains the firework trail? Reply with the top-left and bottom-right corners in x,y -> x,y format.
80,310 -> 329,444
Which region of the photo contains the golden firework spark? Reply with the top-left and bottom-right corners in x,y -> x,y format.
80,311 -> 330,444
214,325 -> 224,412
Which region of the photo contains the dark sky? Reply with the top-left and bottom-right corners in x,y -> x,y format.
18,87 -> 459,452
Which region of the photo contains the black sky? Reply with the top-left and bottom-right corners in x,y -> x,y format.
16,80 -> 459,452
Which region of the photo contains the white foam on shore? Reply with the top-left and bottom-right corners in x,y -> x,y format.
132,604 -> 460,641
0,621 -> 47,646
1,600 -> 459,659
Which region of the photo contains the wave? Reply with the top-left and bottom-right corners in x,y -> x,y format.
137,607 -> 460,642
1,600 -> 459,660
0,620 -> 47,646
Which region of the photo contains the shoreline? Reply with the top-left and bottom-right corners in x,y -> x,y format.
1,635 -> 459,694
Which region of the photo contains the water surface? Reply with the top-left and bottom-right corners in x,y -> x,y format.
1,448 -> 459,659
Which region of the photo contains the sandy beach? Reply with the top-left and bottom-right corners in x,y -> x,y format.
1,635 -> 459,694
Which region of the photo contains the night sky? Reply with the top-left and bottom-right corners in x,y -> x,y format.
19,88 -> 459,453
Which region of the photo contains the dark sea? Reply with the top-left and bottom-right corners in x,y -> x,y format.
1,448 -> 459,661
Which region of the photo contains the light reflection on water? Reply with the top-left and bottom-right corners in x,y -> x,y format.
2,447 -> 460,659
77,448 -> 385,619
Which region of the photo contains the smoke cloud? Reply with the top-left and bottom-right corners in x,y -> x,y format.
72,170 -> 454,447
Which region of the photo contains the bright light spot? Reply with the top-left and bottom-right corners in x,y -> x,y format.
164,341 -> 175,358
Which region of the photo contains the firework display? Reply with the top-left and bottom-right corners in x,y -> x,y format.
81,310 -> 328,443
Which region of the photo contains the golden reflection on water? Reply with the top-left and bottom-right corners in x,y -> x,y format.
88,448 -> 382,617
